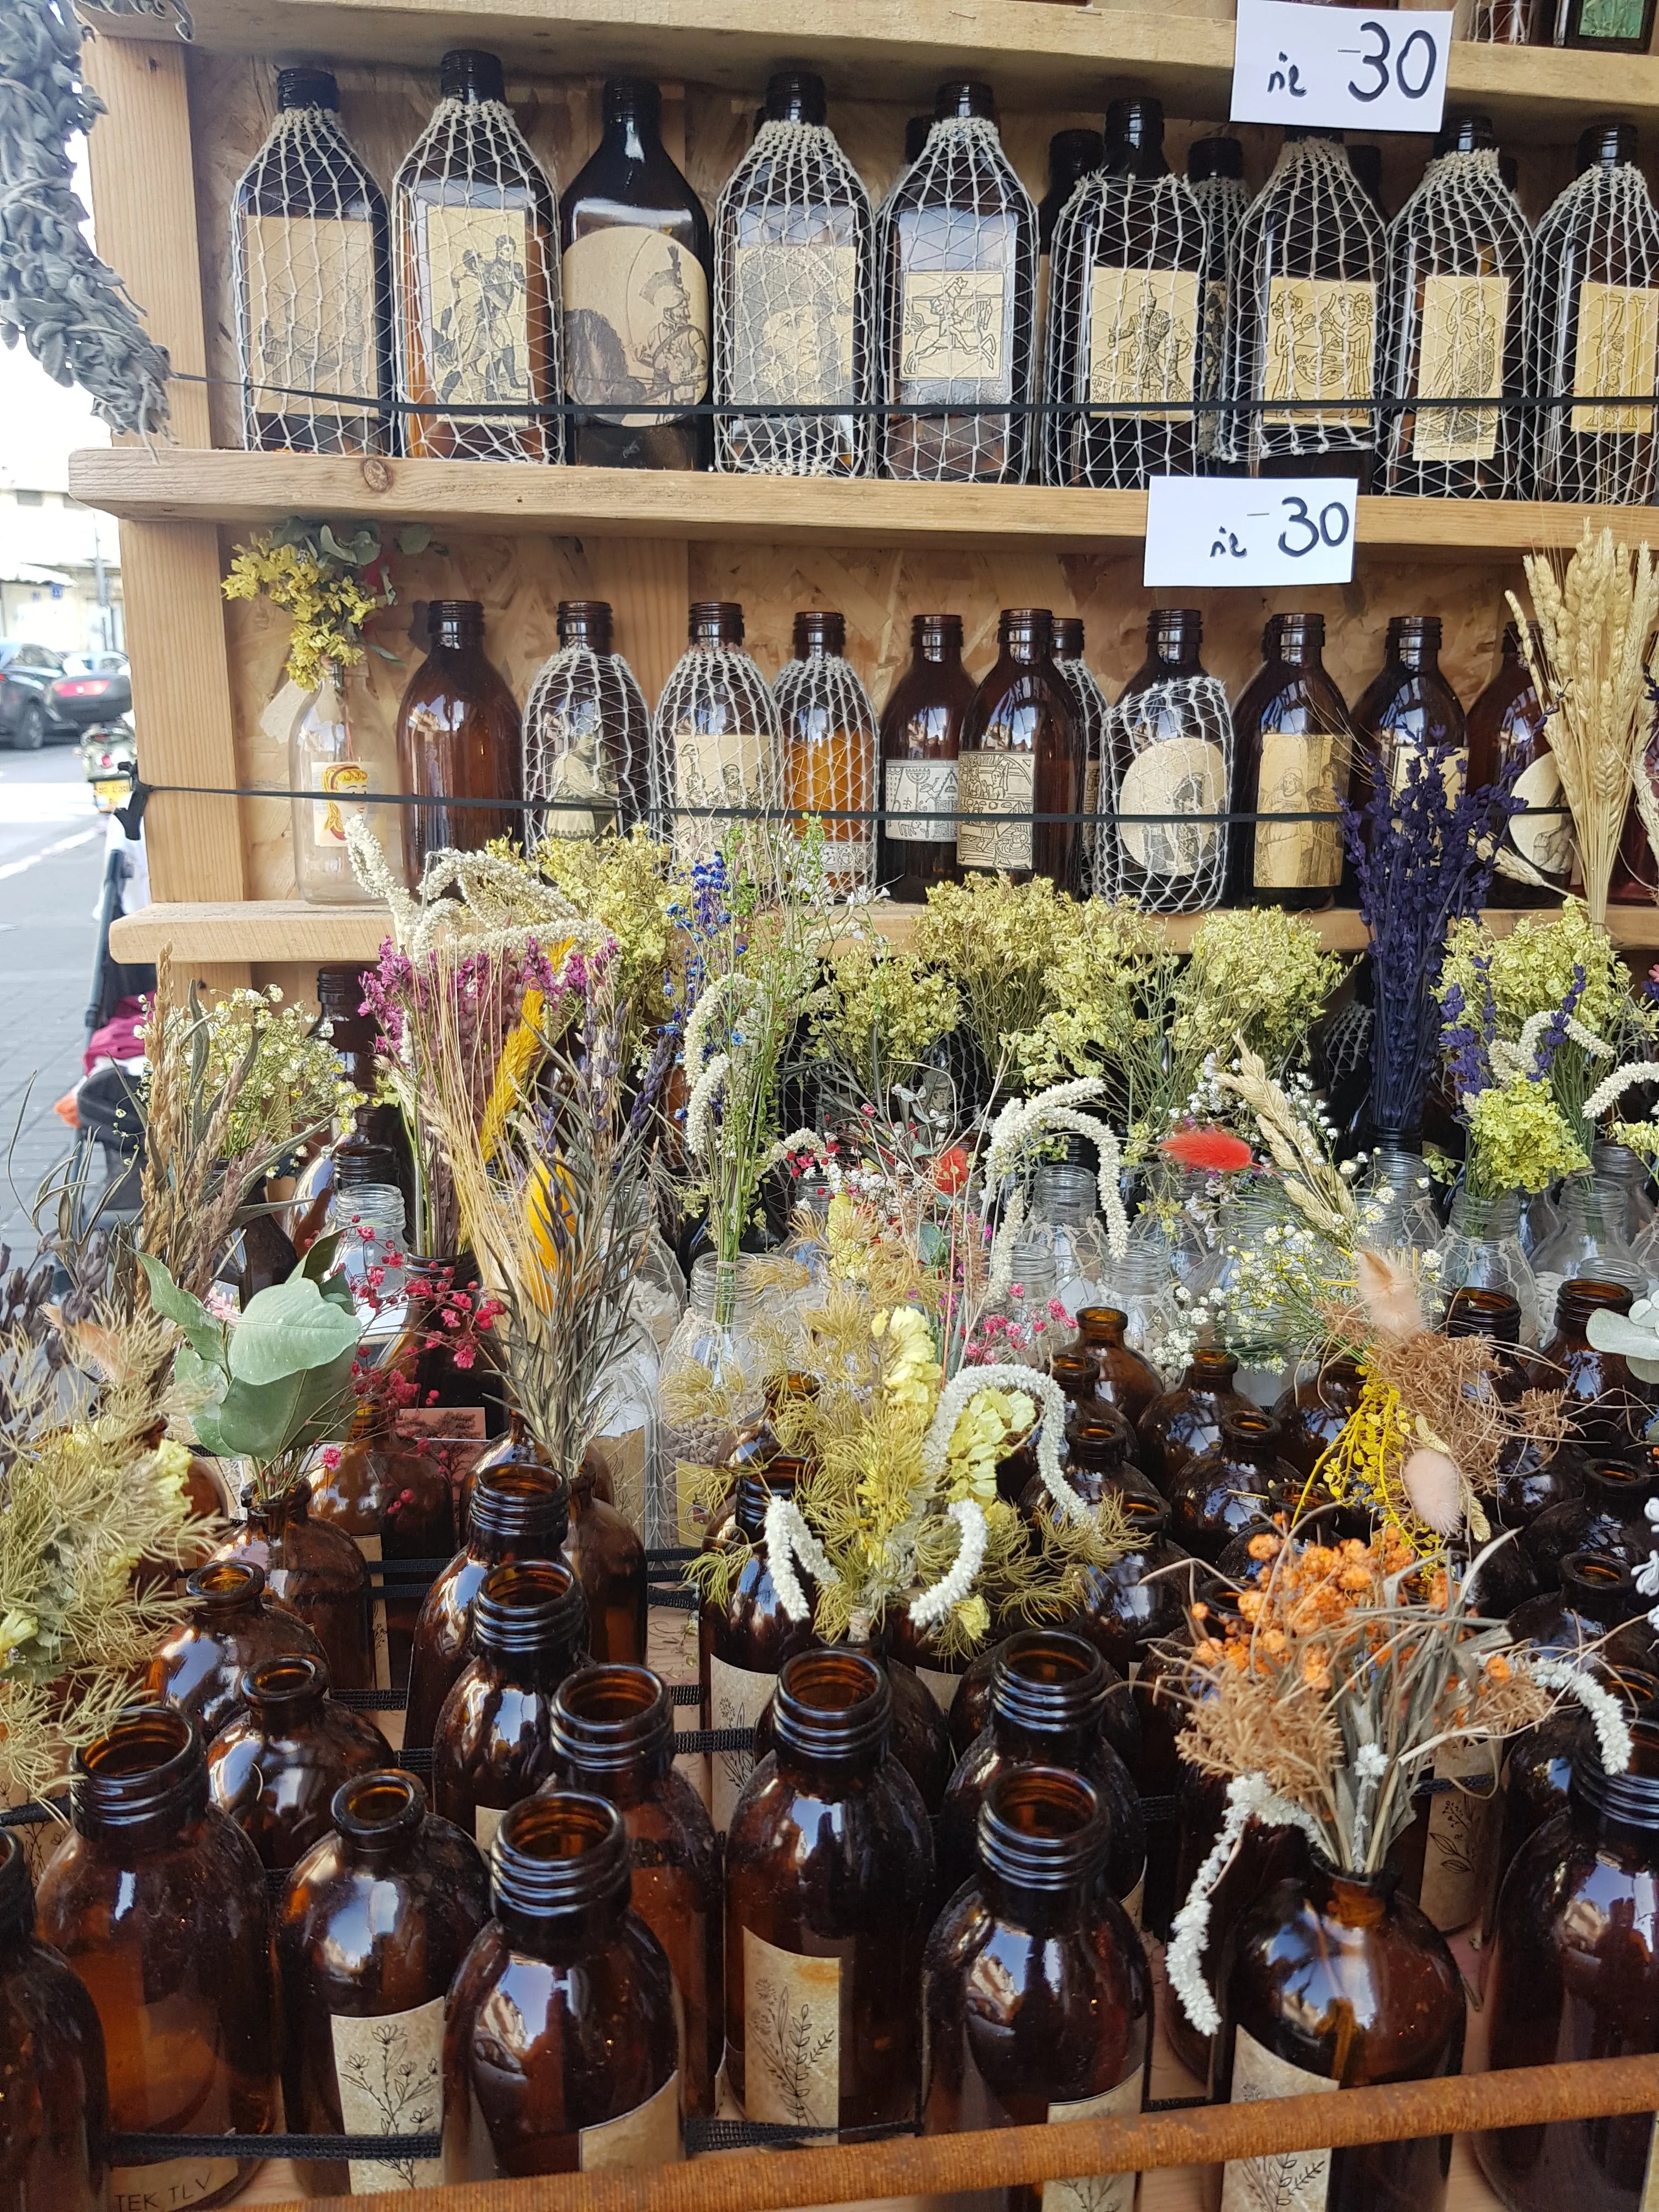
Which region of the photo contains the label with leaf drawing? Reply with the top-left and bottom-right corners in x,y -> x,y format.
1120,1872 -> 1145,1931
1220,2028 -> 1339,2212
1042,2065 -> 1144,2212
579,2068 -> 683,2169
1419,1736 -> 1499,1931
708,1655 -> 777,1832
112,2157 -> 242,2212
743,1928 -> 840,2131
331,1994 -> 445,2192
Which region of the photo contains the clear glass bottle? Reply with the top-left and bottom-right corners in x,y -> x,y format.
1533,1167 -> 1649,1325
1050,618 -> 1111,898
560,77 -> 712,472
522,599 -> 652,841
1349,613 -> 1469,833
393,49 -> 560,464
657,1252 -> 768,1548
0,1826 -> 108,2211
328,1144 -> 409,1316
290,661 -> 383,905
1437,1187 -> 1542,1346
144,1559 -> 326,1742
775,610 -> 877,895
956,607 -> 1081,890
1228,612 -> 1352,909
1466,621 -> 1571,904
714,70 -> 874,478
879,81 -> 1038,483
1103,608 -> 1232,915
652,601 -> 782,872
1021,1161 -> 1111,1317
1188,137 -> 1249,467
36,1708 -> 281,2211
396,598 -> 523,877
878,612 -> 974,898
206,1651 -> 395,1870
443,1793 -> 682,2177
212,1479 -> 376,1692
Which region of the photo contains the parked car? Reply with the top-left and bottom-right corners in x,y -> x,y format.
46,653 -> 131,734
0,639 -> 69,749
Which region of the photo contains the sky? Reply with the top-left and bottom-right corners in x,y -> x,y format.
0,142 -> 110,494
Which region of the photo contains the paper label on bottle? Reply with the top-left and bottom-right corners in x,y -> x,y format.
899,267 -> 1008,387
1118,738 -> 1226,878
1261,277 -> 1376,429
673,722 -> 768,867
1419,1736 -> 1499,1932
884,757 -> 958,844
1578,0 -> 1647,32
579,2068 -> 683,2168
1220,2027 -> 1339,2212
915,1663 -> 962,1715
419,205 -> 534,411
708,1654 -> 777,1832
1042,2070 -> 1144,2212
1120,1871 -> 1146,1931
351,1530 -> 394,1692
1199,278 -> 1229,454
1501,749 -> 1572,881
1083,757 -> 1101,860
957,749 -> 1035,873
1253,729 -> 1343,890
1410,273 -> 1507,462
244,211 -> 381,422
562,227 -> 710,425
742,1928 -> 841,2130
474,1801 -> 510,1853
729,242 -> 857,408
1087,266 -> 1200,420
538,704 -> 624,839
309,756 -> 370,848
1572,281 -> 1659,434
1384,731 -> 1466,808
330,1993 -> 446,2192
394,1405 -> 490,1494
112,2157 -> 244,2212
1637,2115 -> 1659,2212
593,1421 -> 648,1534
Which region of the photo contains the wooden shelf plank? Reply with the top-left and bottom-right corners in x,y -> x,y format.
66,447 -> 1659,561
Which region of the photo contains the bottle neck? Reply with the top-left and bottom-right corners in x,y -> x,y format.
1388,627 -> 1442,675
1218,1414 -> 1282,1470
333,1771 -> 430,1866
1146,614 -> 1203,674
1077,1307 -> 1129,1351
491,1793 -> 634,1957
977,1767 -> 1107,1934
602,84 -> 662,161
989,1633 -> 1108,1762
1570,1718 -> 1659,1850
471,1559 -> 587,1678
1035,1163 -> 1098,1225
1184,1352 -> 1240,1397
1450,1187 -> 1522,1239
71,1708 -> 210,1848
550,1666 -> 674,1801
1306,1855 -> 1396,1926
0,1835 -> 32,1954
245,1655 -> 330,1731
1556,1279 -> 1633,1335
911,619 -> 963,670
468,1468 -> 571,1557
691,1254 -> 763,1329
771,1649 -> 890,1781
736,1467 -> 798,1541
184,1560 -> 268,1625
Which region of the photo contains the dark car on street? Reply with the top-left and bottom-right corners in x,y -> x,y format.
43,653 -> 132,736
0,639 -> 69,748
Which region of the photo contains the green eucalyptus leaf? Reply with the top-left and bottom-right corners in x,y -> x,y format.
214,1343 -> 352,1460
1587,1308 -> 1659,1364
301,1231 -> 345,1283
396,524 -> 433,556
137,1251 -> 228,1371
229,1273 -> 359,1386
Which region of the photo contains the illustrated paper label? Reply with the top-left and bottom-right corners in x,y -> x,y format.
1419,1736 -> 1499,1932
1502,749 -> 1571,881
1220,2027 -> 1339,2212
1254,730 -> 1343,889
594,1423 -> 648,1534
112,2157 -> 243,2212
1578,0 -> 1647,32
673,723 -> 768,867
1411,272 -> 1507,462
474,1802 -> 509,1853
899,268 -> 1008,387
563,227 -> 709,425
353,1530 -> 393,1692
957,750 -> 1035,873
1199,278 -> 1228,453
708,1654 -> 777,1832
915,1663 -> 962,1714
1637,2114 -> 1659,2211
1087,266 -> 1199,419
1385,732 -> 1466,807
1572,281 -> 1659,434
245,212 -> 380,422
729,242 -> 857,407
884,757 -> 958,844
743,1928 -> 840,2130
579,2068 -> 682,2169
419,205 -> 533,411
394,1404 -> 489,1493
309,757 -> 370,848
1042,2068 -> 1144,2212
1120,1871 -> 1146,1931
1118,738 -> 1226,877
1082,758 -> 1101,858
1261,276 -> 1376,428
539,708 -> 623,839
331,1994 -> 445,2192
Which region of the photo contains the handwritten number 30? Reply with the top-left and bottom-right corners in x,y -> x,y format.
1277,497 -> 1352,558
1347,18 -> 1438,101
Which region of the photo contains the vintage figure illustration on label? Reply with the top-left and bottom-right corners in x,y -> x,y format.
1118,738 -> 1226,878
540,703 -> 622,840
420,206 -> 532,408
729,242 -> 857,408
1413,273 -> 1508,462
563,230 -> 710,425
1572,280 -> 1659,435
742,1929 -> 841,2131
672,725 -> 768,869
1262,276 -> 1376,428
246,212 -> 380,422
1254,730 -> 1342,889
1087,267 -> 1199,422
884,757 -> 959,844
956,751 -> 1034,872
899,268 -> 1008,386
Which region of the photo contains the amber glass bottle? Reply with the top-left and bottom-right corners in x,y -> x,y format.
397,600 -> 522,877
145,1560 -> 325,1741
1076,1306 -> 1161,1429
1348,614 -> 1468,850
1166,1410 -> 1302,1564
432,1557 -> 589,1847
924,1767 -> 1150,2197
776,610 -> 876,894
1509,1550 -> 1659,1673
1022,1417 -> 1163,1521
725,1649 -> 933,2129
565,1451 -> 646,1664
0,1829 -> 108,2211
309,1401 -> 456,1688
1273,1353 -> 1369,1480
1468,623 -> 1571,905
36,1708 -> 280,2212
212,1480 -> 375,1692
753,1639 -> 955,1814
207,1652 -> 394,1870
529,599 -> 652,839
549,1664 -> 723,2118
279,1770 -> 491,2194
878,613 -> 975,898
1037,128 -> 1105,396
560,78 -> 713,472
444,1793 -> 682,2178
1105,609 -> 1228,910
1539,1278 -> 1654,1446
1525,1457 -> 1658,1581
955,608 -> 1080,891
945,1635 -> 1141,1778
1229,613 -> 1352,910
1070,1497 -> 1202,1690
405,1460 -> 569,1750
1138,1349 -> 1251,1492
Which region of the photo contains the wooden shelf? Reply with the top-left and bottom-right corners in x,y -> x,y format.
86,0 -> 1659,140
67,447 -> 1659,561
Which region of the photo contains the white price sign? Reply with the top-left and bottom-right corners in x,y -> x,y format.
1230,0 -> 1453,133
1142,475 -> 1359,588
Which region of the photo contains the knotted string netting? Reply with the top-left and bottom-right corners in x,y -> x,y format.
713,117 -> 876,478
523,634 -> 652,843
1460,0 -> 1537,41
1042,168 -> 1207,487
1220,136 -> 1384,470
1380,143 -> 1532,498
773,636 -> 878,894
391,95 -> 562,463
1531,153 -> 1659,505
877,115 -> 1039,482
1052,635 -> 1111,898
652,633 -> 785,873
1188,160 -> 1250,465
231,95 -> 388,454
1100,673 -> 1234,915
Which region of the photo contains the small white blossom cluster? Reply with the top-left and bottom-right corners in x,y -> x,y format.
762,1495 -> 839,1623
908,1499 -> 990,1629
1166,1773 -> 1329,2035
1530,1657 -> 1637,1777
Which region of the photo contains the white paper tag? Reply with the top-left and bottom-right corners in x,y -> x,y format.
1230,0 -> 1453,132
1143,475 -> 1358,589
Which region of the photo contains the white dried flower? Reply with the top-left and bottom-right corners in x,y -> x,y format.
1166,1774 -> 1328,2034
1531,1657 -> 1637,1776
909,1500 -> 990,1630
922,1364 -> 1087,1521
684,1053 -> 730,1163
761,1495 -> 839,1624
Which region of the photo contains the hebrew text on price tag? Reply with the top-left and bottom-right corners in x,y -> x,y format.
1231,0 -> 1453,133
1142,475 -> 1359,588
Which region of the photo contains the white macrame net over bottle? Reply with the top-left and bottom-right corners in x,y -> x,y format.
1052,620 -> 1111,898
1380,129 -> 1533,499
1187,144 -> 1250,465
878,91 -> 1039,483
1460,0 -> 1537,41
392,57 -> 563,464
652,605 -> 785,876
522,602 -> 652,843
1102,670 -> 1234,915
713,81 -> 877,479
772,615 -> 878,894
1221,133 -> 1385,470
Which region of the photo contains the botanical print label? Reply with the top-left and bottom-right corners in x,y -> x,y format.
673,723 -> 768,867
1578,0 -> 1647,32
352,1530 -> 393,1692
915,1663 -> 962,1714
1254,730 -> 1343,890
1087,266 -> 1199,420
1419,1736 -> 1499,1932
331,1994 -> 445,2192
1042,2067 -> 1144,2212
1572,281 -> 1659,435
474,1801 -> 509,1853
579,2068 -> 683,2169
708,1654 -> 778,1832
112,2157 -> 243,2212
1411,273 -> 1507,462
1118,738 -> 1227,878
245,212 -> 380,421
743,1928 -> 840,2131
884,757 -> 958,844
309,757 -> 370,848
956,750 -> 1035,873
1220,2027 -> 1339,2212
729,242 -> 857,407
419,204 -> 533,410
899,268 -> 1008,387
563,227 -> 710,424
1261,276 -> 1376,429
1502,749 -> 1571,881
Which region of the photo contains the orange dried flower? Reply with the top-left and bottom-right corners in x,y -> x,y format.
1248,1533 -> 1282,1561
